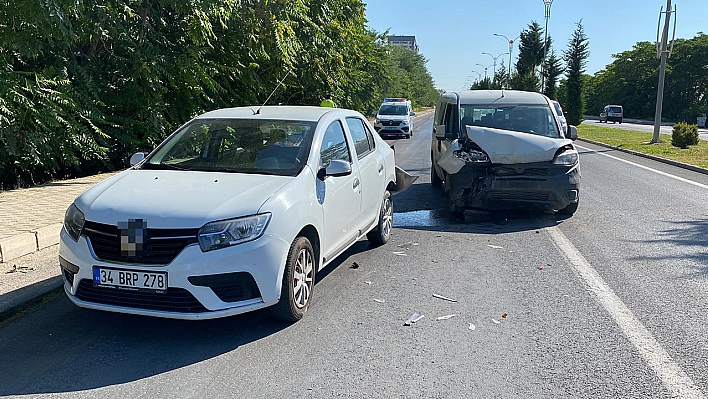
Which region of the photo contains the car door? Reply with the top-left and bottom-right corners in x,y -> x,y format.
318,119 -> 362,260
345,117 -> 384,232
432,98 -> 459,178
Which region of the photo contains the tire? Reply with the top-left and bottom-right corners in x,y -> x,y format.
448,195 -> 465,221
405,133 -> 411,139
558,201 -> 579,216
271,236 -> 316,321
430,159 -> 443,188
367,190 -> 393,245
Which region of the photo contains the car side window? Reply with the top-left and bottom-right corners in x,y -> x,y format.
319,120 -> 351,168
362,120 -> 376,150
345,117 -> 372,159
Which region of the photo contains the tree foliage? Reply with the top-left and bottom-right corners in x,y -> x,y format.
542,50 -> 564,99
0,0 -> 437,189
563,20 -> 590,126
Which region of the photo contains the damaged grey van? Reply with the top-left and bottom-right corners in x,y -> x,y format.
430,90 -> 581,216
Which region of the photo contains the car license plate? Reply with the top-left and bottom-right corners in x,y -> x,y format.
92,266 -> 167,293
384,126 -> 397,130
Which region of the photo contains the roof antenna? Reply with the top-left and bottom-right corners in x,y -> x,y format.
254,70 -> 292,115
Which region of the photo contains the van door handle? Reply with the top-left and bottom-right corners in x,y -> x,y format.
353,178 -> 360,190
378,164 -> 384,173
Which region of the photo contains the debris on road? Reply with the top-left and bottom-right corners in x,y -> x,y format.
374,299 -> 385,303
404,313 -> 424,326
487,245 -> 503,249
8,264 -> 36,274
364,281 -> 373,285
431,259 -> 438,263
432,293 -> 457,302
502,313 -> 508,319
468,323 -> 476,331
538,265 -> 545,271
350,262 -> 360,269
392,251 -> 408,256
492,318 -> 502,324
437,314 -> 456,321
397,242 -> 413,248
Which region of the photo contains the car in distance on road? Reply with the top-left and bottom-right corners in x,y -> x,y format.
373,98 -> 415,139
599,104 -> 623,123
431,90 -> 581,216
60,106 -> 399,321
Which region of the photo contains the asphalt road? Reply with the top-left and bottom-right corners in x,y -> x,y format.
581,119 -> 708,141
1,113 -> 707,398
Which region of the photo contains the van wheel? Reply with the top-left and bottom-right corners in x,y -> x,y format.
431,156 -> 443,188
271,236 -> 315,321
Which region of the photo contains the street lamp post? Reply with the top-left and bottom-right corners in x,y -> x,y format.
482,52 -> 510,83
494,33 -> 520,87
652,0 -> 676,144
475,63 -> 493,80
541,0 -> 554,90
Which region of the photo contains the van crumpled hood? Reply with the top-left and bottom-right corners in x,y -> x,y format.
465,126 -> 572,164
75,170 -> 292,228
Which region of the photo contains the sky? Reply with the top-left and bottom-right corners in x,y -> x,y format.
364,0 -> 707,92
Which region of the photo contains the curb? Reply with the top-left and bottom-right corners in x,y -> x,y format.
577,138 -> 708,176
0,223 -> 63,263
0,280 -> 64,324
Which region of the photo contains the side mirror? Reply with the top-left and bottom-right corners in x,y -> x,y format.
567,125 -> 578,141
318,159 -> 352,180
435,124 -> 447,140
129,152 -> 147,166
410,111 -> 416,116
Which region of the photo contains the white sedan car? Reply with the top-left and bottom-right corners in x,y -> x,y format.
59,106 -> 397,321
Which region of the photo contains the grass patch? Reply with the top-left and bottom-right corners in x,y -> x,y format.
578,125 -> 708,169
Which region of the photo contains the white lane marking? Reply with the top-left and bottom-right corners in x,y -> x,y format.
576,144 -> 708,190
547,226 -> 706,399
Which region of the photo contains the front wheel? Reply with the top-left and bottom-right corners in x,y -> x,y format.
430,161 -> 443,188
271,236 -> 316,321
367,190 -> 393,245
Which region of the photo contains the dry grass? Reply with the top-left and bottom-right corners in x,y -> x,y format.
577,125 -> 708,169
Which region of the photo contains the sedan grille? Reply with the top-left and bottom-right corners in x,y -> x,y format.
75,279 -> 208,313
83,221 -> 199,265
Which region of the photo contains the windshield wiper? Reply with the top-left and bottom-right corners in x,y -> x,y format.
141,163 -> 188,171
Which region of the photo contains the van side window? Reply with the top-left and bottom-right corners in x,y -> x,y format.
443,103 -> 459,134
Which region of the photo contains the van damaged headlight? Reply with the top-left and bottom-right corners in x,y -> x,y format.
553,149 -> 579,165
454,149 -> 490,163
64,203 -> 85,242
198,213 -> 271,252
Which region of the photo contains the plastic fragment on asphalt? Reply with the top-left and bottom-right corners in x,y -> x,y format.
350,262 -> 360,269
374,299 -> 385,303
404,313 -> 424,326
431,259 -> 438,263
432,293 -> 457,302
487,245 -> 503,249
468,323 -> 476,331
412,242 -> 419,246
502,313 -> 508,319
492,318 -> 501,324
397,242 -> 413,248
437,314 -> 456,320
538,265 -> 545,270
392,251 -> 408,256
364,281 -> 373,285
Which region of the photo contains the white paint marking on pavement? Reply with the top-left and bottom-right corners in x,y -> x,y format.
547,226 -> 705,399
576,144 -> 708,190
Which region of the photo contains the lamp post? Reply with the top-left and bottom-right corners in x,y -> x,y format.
494,33 -> 520,86
475,63 -> 493,80
482,52 -> 509,80
541,0 -> 554,89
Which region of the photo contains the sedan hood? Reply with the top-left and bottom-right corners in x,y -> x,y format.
75,170 -> 292,228
466,126 -> 572,164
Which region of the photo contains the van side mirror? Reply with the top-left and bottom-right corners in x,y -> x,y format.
130,152 -> 147,166
410,111 -> 416,116
567,125 -> 578,141
435,125 -> 447,140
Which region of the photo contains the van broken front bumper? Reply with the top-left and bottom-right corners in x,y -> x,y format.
446,161 -> 580,211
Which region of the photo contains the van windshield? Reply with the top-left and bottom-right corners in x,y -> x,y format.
459,104 -> 561,138
378,104 -> 408,116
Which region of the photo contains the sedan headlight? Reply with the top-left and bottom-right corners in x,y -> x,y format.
553,150 -> 579,165
64,203 -> 85,242
198,213 -> 271,252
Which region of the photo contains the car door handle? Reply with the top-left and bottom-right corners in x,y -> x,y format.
353,178 -> 360,190
378,164 -> 384,173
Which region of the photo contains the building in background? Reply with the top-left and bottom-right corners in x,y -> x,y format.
388,35 -> 419,52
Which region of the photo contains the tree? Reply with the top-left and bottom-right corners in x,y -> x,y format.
493,61 -> 508,89
563,20 -> 590,126
542,50 -> 564,99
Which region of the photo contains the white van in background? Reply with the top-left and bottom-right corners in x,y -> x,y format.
373,98 -> 415,139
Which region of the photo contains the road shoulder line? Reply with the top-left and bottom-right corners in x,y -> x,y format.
546,226 -> 705,399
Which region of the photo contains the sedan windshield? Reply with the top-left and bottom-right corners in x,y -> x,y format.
144,119 -> 316,176
460,104 -> 561,138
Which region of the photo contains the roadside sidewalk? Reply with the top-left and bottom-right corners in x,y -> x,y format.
0,172 -> 118,315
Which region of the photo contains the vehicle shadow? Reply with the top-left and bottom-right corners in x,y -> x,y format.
0,243 -> 374,396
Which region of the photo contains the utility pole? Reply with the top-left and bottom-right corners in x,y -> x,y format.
652,0 -> 676,144
541,0 -> 553,90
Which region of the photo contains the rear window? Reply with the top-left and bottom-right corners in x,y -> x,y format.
610,106 -> 623,113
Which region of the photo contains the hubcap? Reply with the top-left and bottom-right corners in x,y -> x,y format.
381,197 -> 393,238
292,248 -> 314,309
